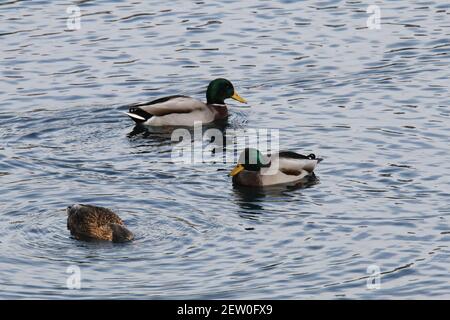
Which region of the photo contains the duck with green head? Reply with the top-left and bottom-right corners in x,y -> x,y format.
230,148 -> 323,187
125,78 -> 246,126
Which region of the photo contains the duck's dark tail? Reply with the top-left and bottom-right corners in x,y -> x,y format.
125,107 -> 152,124
109,223 -> 134,243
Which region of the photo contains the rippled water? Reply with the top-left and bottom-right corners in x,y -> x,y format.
1,0 -> 450,299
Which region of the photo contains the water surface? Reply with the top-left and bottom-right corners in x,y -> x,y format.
1,0 -> 450,299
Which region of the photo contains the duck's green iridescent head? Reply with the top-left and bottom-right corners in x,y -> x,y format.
229,148 -> 270,176
206,78 -> 247,105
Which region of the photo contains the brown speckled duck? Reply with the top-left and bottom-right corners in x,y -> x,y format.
67,204 -> 134,243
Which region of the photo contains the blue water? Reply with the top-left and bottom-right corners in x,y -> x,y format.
1,0 -> 449,299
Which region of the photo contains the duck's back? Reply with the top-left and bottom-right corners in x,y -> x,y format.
67,204 -> 133,242
126,96 -> 228,126
137,96 -> 205,116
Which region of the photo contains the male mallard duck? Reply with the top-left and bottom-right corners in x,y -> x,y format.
125,78 -> 246,126
67,204 -> 134,243
229,148 -> 322,187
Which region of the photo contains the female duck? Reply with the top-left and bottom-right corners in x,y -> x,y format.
67,204 -> 134,243
229,148 -> 322,187
125,78 -> 246,126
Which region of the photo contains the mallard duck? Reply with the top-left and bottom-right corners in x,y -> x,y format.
67,204 -> 134,243
125,78 -> 246,126
229,148 -> 322,187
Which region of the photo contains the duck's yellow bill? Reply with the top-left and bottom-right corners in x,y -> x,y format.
231,91 -> 247,103
229,164 -> 244,176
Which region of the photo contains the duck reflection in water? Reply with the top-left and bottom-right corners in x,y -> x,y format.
232,174 -> 320,219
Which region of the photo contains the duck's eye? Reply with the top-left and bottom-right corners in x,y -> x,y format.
308,154 -> 316,159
